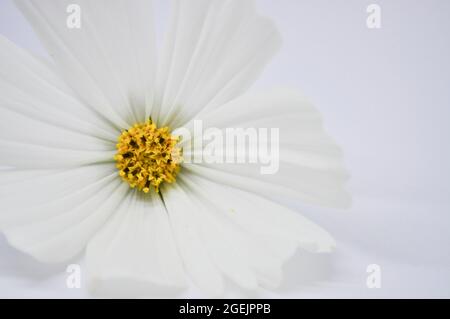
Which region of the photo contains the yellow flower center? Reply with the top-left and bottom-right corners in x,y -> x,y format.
114,119 -> 182,193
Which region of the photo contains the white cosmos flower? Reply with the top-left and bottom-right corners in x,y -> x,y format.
0,0 -> 350,297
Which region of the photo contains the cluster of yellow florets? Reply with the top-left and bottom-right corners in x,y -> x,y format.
114,119 -> 182,193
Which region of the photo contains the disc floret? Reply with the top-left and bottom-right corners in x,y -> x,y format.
114,119 -> 182,193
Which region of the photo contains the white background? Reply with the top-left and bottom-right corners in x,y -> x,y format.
0,0 -> 449,298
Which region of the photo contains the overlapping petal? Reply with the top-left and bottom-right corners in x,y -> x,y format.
15,0 -> 158,129
0,0 -> 350,298
154,0 -> 282,128
160,173 -> 335,295
86,191 -> 186,297
181,88 -> 351,208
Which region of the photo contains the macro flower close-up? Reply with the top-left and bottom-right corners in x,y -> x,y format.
0,0 -> 351,297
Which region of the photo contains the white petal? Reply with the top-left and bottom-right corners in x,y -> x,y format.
154,0 -> 282,127
0,164 -> 117,228
1,164 -> 127,263
86,191 -> 186,298
163,174 -> 334,293
0,35 -> 117,169
15,0 -> 158,128
183,174 -> 336,253
0,107 -> 113,152
161,182 -> 225,296
0,168 -> 54,186
0,35 -> 116,141
168,180 -> 259,291
181,88 -> 351,208
0,139 -> 115,169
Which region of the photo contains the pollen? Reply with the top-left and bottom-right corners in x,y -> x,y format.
114,119 -> 182,193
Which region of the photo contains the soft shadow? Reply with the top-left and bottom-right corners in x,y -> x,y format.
276,249 -> 334,292
0,234 -> 76,281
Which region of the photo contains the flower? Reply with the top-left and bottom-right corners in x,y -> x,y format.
0,0 -> 350,297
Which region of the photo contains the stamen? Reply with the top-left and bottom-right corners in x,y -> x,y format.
114,119 -> 182,193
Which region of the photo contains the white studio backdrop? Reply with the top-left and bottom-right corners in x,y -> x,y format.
0,0 -> 449,298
